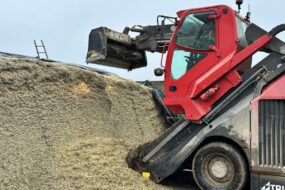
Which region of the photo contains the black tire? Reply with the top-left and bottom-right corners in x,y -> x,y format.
192,142 -> 248,190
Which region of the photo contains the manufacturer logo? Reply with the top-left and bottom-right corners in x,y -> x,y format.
261,182 -> 285,190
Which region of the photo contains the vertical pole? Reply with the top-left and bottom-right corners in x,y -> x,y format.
41,40 -> 49,59
34,40 -> 40,58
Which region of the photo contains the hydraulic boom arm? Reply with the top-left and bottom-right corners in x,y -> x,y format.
86,16 -> 176,70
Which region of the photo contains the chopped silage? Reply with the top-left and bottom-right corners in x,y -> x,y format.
0,57 -> 194,190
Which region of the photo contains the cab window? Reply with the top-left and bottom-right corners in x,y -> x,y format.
175,11 -> 216,50
235,16 -> 249,48
171,49 -> 206,80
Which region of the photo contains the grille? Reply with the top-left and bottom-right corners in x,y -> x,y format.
259,100 -> 285,168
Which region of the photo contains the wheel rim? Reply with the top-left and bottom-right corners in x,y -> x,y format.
202,153 -> 235,185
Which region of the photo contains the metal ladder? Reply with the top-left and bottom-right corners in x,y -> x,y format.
34,40 -> 49,59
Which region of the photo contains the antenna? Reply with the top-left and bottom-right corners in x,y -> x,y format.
245,4 -> 251,22
236,0 -> 243,13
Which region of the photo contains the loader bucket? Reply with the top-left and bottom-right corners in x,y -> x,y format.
86,27 -> 147,71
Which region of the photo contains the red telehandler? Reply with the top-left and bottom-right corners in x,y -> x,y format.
86,1 -> 285,189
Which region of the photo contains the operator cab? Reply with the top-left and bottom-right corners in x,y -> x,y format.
171,10 -> 251,81
163,5 -> 253,121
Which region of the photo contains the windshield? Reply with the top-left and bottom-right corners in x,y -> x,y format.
175,11 -> 216,50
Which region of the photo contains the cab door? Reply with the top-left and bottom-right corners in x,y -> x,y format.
164,9 -> 220,115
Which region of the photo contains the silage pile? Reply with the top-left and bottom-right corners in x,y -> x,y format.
0,57 -> 175,190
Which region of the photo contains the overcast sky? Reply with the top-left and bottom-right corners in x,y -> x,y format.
0,0 -> 284,80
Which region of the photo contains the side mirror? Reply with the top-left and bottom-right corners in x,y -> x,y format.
154,68 -> 165,76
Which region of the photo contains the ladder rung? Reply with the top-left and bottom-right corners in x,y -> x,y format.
34,40 -> 48,59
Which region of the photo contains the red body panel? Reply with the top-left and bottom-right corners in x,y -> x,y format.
163,5 -> 271,121
251,75 -> 285,107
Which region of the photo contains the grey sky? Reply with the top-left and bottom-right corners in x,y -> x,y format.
1,0 -> 284,80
